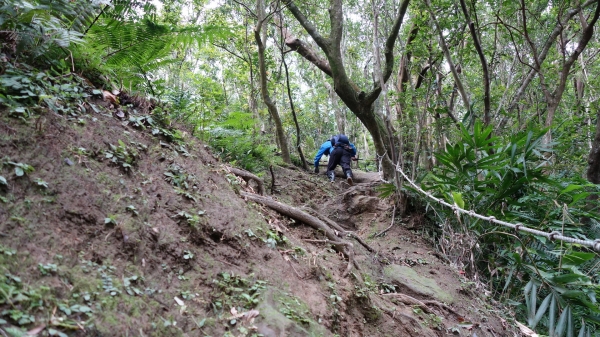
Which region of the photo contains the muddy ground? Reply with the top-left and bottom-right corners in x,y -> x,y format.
0,100 -> 519,336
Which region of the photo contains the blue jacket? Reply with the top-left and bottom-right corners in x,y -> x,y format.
313,136 -> 356,167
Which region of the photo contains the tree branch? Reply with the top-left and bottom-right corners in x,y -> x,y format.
285,38 -> 333,77
282,0 -> 329,50
555,0 -> 600,99
365,0 -> 410,104
425,0 -> 471,116
500,1 -> 595,126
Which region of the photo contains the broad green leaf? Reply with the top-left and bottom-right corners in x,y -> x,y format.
551,273 -> 590,285
560,184 -> 587,194
561,252 -> 596,266
451,192 -> 465,209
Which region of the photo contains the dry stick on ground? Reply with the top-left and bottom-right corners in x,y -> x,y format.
375,204 -> 396,237
226,166 -> 265,195
240,191 -> 356,277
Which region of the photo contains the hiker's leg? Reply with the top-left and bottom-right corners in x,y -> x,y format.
340,154 -> 353,185
326,148 -> 343,182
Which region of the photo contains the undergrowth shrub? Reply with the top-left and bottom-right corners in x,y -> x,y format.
208,127 -> 274,173
422,121 -> 600,336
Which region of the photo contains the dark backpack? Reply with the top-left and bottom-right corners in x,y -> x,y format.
330,135 -> 340,146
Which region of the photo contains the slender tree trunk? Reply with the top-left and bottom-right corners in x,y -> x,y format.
281,39 -> 308,169
459,0 -> 490,126
255,0 -> 291,164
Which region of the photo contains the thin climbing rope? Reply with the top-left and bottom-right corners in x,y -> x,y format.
394,165 -> 600,252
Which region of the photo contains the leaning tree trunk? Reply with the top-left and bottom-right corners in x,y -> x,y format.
282,0 -> 410,180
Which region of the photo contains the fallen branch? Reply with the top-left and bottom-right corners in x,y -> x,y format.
240,191 -> 355,277
226,166 -> 265,195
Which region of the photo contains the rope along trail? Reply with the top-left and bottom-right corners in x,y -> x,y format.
394,165 -> 600,252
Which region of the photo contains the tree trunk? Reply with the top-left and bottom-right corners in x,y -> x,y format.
255,0 -> 291,164
282,0 -> 411,180
587,111 -> 600,183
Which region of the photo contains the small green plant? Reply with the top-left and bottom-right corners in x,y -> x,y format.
211,273 -> 267,315
174,187 -> 197,202
34,177 -> 48,188
38,263 -> 58,276
172,210 -> 202,227
104,140 -> 142,171
104,215 -> 118,226
8,162 -> 34,177
123,275 -> 143,296
101,273 -> 121,296
126,205 -> 138,216
183,250 -> 194,260
0,245 -> 17,256
257,228 -> 288,249
164,164 -> 194,188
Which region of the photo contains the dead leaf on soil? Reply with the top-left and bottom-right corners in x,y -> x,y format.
515,321 -> 539,337
115,110 -> 125,118
242,310 -> 259,324
27,325 -> 46,335
174,296 -> 184,306
230,307 -> 238,316
102,90 -> 118,104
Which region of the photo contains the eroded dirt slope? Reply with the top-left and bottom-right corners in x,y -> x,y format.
0,102 -> 518,336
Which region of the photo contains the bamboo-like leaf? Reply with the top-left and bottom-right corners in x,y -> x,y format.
577,324 -> 585,337
567,308 -> 573,337
549,294 -> 557,335
502,267 -> 515,293
554,306 -> 570,337
532,293 -> 553,329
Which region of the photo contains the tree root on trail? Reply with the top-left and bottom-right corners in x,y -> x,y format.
302,207 -> 377,253
382,293 -> 462,319
383,293 -> 434,314
240,191 -> 356,277
226,166 -> 265,195
422,300 -> 462,318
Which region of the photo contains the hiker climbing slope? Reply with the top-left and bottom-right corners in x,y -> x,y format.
326,135 -> 357,185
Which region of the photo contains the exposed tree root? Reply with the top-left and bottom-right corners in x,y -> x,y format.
226,166 -> 265,195
382,293 -> 434,314
302,207 -> 378,253
422,300 -> 462,318
240,191 -> 356,277
382,292 -> 462,319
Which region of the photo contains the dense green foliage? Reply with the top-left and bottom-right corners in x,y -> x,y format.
424,122 -> 600,335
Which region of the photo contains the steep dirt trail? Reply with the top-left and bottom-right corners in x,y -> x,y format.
0,102 -> 516,336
